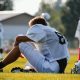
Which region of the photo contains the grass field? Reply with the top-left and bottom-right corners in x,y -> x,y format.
0,53 -> 80,80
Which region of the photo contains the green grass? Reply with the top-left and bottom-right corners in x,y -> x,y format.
0,54 -> 80,80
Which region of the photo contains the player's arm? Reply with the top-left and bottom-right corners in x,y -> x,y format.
14,36 -> 34,46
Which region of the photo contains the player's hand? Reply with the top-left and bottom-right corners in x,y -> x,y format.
14,36 -> 22,47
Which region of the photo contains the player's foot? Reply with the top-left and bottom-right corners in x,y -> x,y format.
11,67 -> 36,73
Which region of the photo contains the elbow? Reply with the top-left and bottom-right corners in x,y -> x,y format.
15,36 -> 20,42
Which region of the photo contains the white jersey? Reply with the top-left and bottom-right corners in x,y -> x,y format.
26,24 -> 70,62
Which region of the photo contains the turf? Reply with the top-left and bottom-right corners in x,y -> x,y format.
0,54 -> 80,80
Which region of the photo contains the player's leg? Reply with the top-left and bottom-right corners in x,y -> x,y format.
0,46 -> 21,69
19,42 -> 59,72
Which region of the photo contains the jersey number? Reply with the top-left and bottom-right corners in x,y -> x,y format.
55,32 -> 66,45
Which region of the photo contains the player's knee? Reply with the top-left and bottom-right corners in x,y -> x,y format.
19,42 -> 34,55
19,42 -> 29,53
19,42 -> 25,50
15,36 -> 19,42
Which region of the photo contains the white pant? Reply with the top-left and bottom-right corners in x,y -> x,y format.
19,42 -> 59,73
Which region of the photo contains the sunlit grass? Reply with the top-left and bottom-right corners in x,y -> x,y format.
0,73 -> 80,80
0,54 -> 80,80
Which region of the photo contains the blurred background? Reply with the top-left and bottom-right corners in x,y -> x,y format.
0,0 -> 79,53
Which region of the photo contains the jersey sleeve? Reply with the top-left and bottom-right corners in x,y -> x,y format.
26,24 -> 46,42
